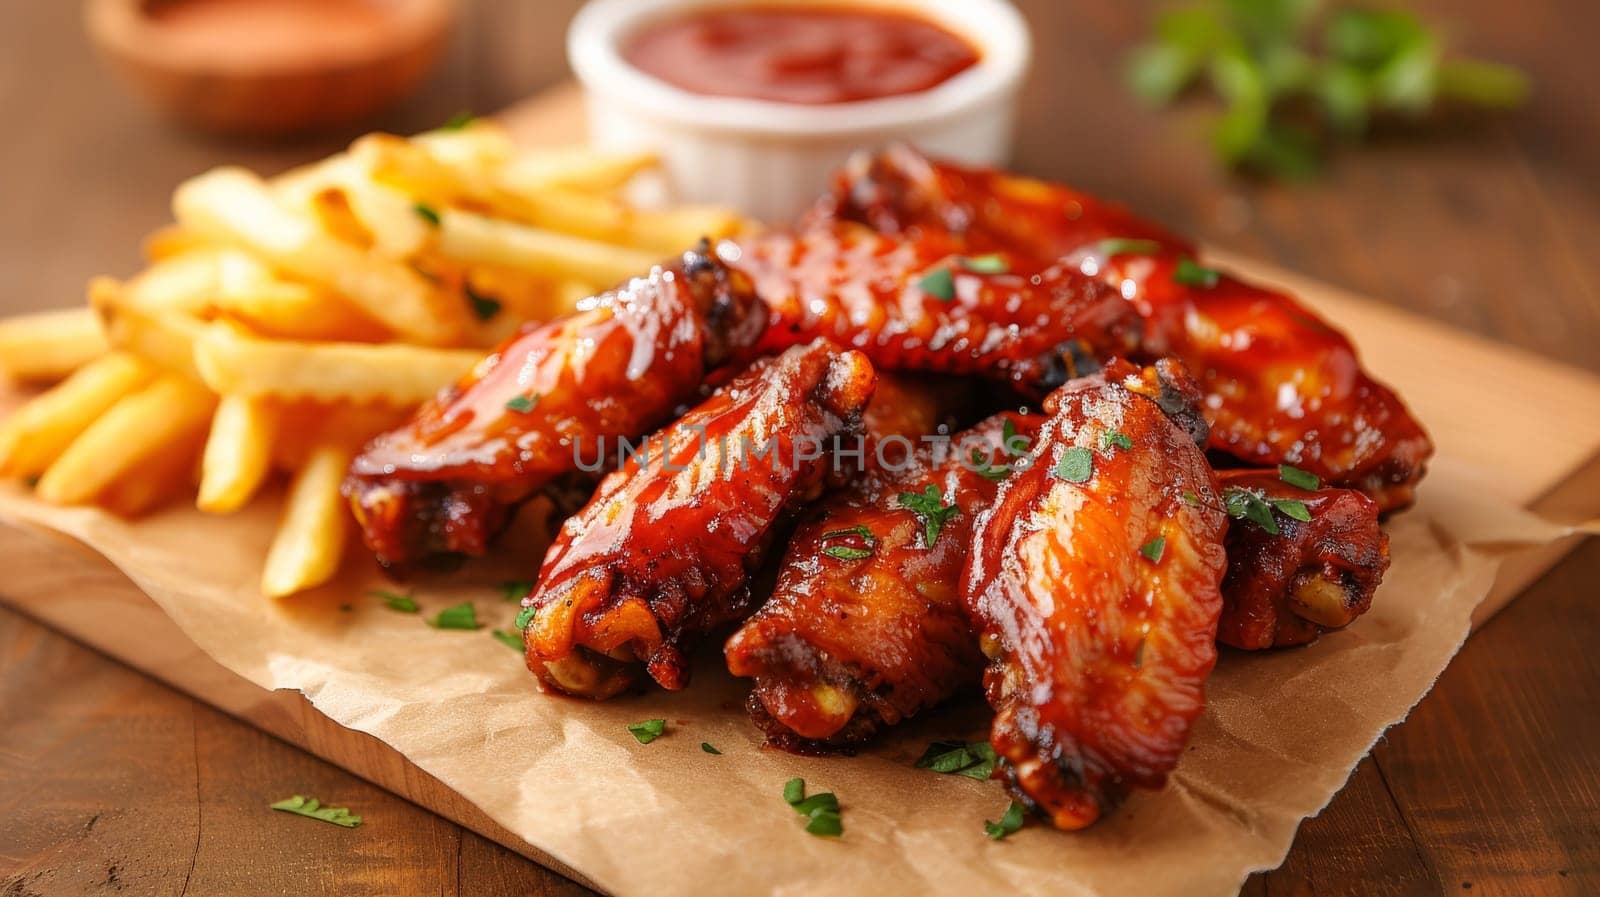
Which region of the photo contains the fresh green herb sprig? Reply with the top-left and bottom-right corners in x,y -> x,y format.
271,795 -> 362,828
985,801 -> 1026,840
1127,1 -> 1531,178
915,740 -> 998,781
897,485 -> 959,547
782,778 -> 842,837
628,719 -> 666,744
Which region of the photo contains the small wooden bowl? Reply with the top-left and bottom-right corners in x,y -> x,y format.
87,0 -> 458,137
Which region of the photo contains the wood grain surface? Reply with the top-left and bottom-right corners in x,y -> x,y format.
1,1 -> 1596,896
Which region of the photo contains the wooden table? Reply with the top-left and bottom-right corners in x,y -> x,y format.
2,1 -> 1595,895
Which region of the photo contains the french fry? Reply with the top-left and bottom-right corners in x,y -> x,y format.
90,278 -> 205,378
197,395 -> 282,513
173,167 -> 468,345
414,123 -> 517,173
208,250 -> 391,342
0,353 -> 156,478
435,208 -> 660,287
99,426 -> 206,518
122,250 -> 223,314
515,188 -> 740,254
35,375 -> 217,506
499,145 -> 657,194
193,325 -> 480,405
142,225 -> 211,262
260,442 -> 353,598
0,308 -> 109,382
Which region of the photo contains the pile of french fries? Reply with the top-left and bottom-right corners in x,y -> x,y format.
0,121 -> 744,598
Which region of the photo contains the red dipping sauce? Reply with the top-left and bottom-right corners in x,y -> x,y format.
622,5 -> 981,105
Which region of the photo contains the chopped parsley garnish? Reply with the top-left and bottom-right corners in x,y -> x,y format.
961,253 -> 1009,274
1101,430 -> 1133,452
1097,238 -> 1162,258
1140,536 -> 1167,563
1173,257 -> 1222,288
918,267 -> 956,301
413,203 -> 442,227
514,605 -> 536,631
701,742 -> 721,755
914,741 -> 998,780
1053,446 -> 1094,483
628,719 -> 666,744
505,394 -> 539,413
491,629 -> 523,651
1182,490 -> 1202,506
1278,464 -> 1321,490
1223,486 -> 1314,534
972,448 -> 1009,483
897,484 -> 959,547
782,779 -> 842,837
465,285 -> 502,321
369,589 -> 417,613
428,602 -> 480,630
820,526 -> 875,561
985,801 -> 1026,840
270,795 -> 361,828
499,580 -> 536,602
440,110 -> 476,131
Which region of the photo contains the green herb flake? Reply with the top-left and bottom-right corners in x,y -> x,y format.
1278,464 -> 1321,490
1273,498 -> 1313,522
897,484 -> 959,547
627,719 -> 666,744
701,742 -> 721,755
1173,257 -> 1222,288
961,253 -> 1010,274
783,779 -> 842,838
270,795 -> 361,829
820,525 -> 875,562
465,285 -> 502,321
985,800 -> 1026,840
440,111 -> 476,131
972,448 -> 1009,483
505,394 -> 539,413
491,629 -> 523,651
1097,238 -> 1162,258
1223,487 -> 1281,535
1053,446 -> 1094,484
1140,536 -> 1167,563
428,602 -> 480,631
1101,430 -> 1134,452
369,589 -> 418,613
514,605 -> 536,631
413,203 -> 442,227
914,740 -> 998,781
918,267 -> 956,302
1182,490 -> 1202,506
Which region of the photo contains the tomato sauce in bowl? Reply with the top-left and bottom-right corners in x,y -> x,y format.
621,5 -> 981,105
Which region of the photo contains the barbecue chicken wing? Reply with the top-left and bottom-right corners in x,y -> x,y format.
722,223 -> 1140,396
522,340 -> 876,698
815,146 -> 1432,511
345,245 -> 767,572
963,359 -> 1228,830
726,410 -> 1040,749
1215,469 -> 1390,650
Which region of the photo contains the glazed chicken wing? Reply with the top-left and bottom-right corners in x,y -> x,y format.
522,339 -> 876,698
722,222 -> 1140,396
1215,469 -> 1390,650
726,410 -> 1039,750
816,146 -> 1432,511
344,245 -> 767,572
963,359 -> 1228,830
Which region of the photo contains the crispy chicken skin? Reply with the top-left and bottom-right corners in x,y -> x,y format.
344,245 -> 767,572
726,411 -> 1040,750
815,145 -> 1432,512
1215,469 -> 1390,650
963,359 -> 1228,830
523,340 -> 876,698
723,222 -> 1140,396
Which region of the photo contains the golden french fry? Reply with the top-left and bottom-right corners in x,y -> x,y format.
173,167 -> 468,345
193,325 -> 479,405
435,208 -> 660,287
0,308 -> 109,382
499,145 -> 657,194
99,426 -> 206,518
142,225 -> 211,262
261,442 -> 353,598
0,353 -> 156,478
197,394 -> 281,513
35,375 -> 217,506
122,250 -> 223,314
205,250 -> 391,342
90,278 -> 205,378
414,123 -> 517,172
